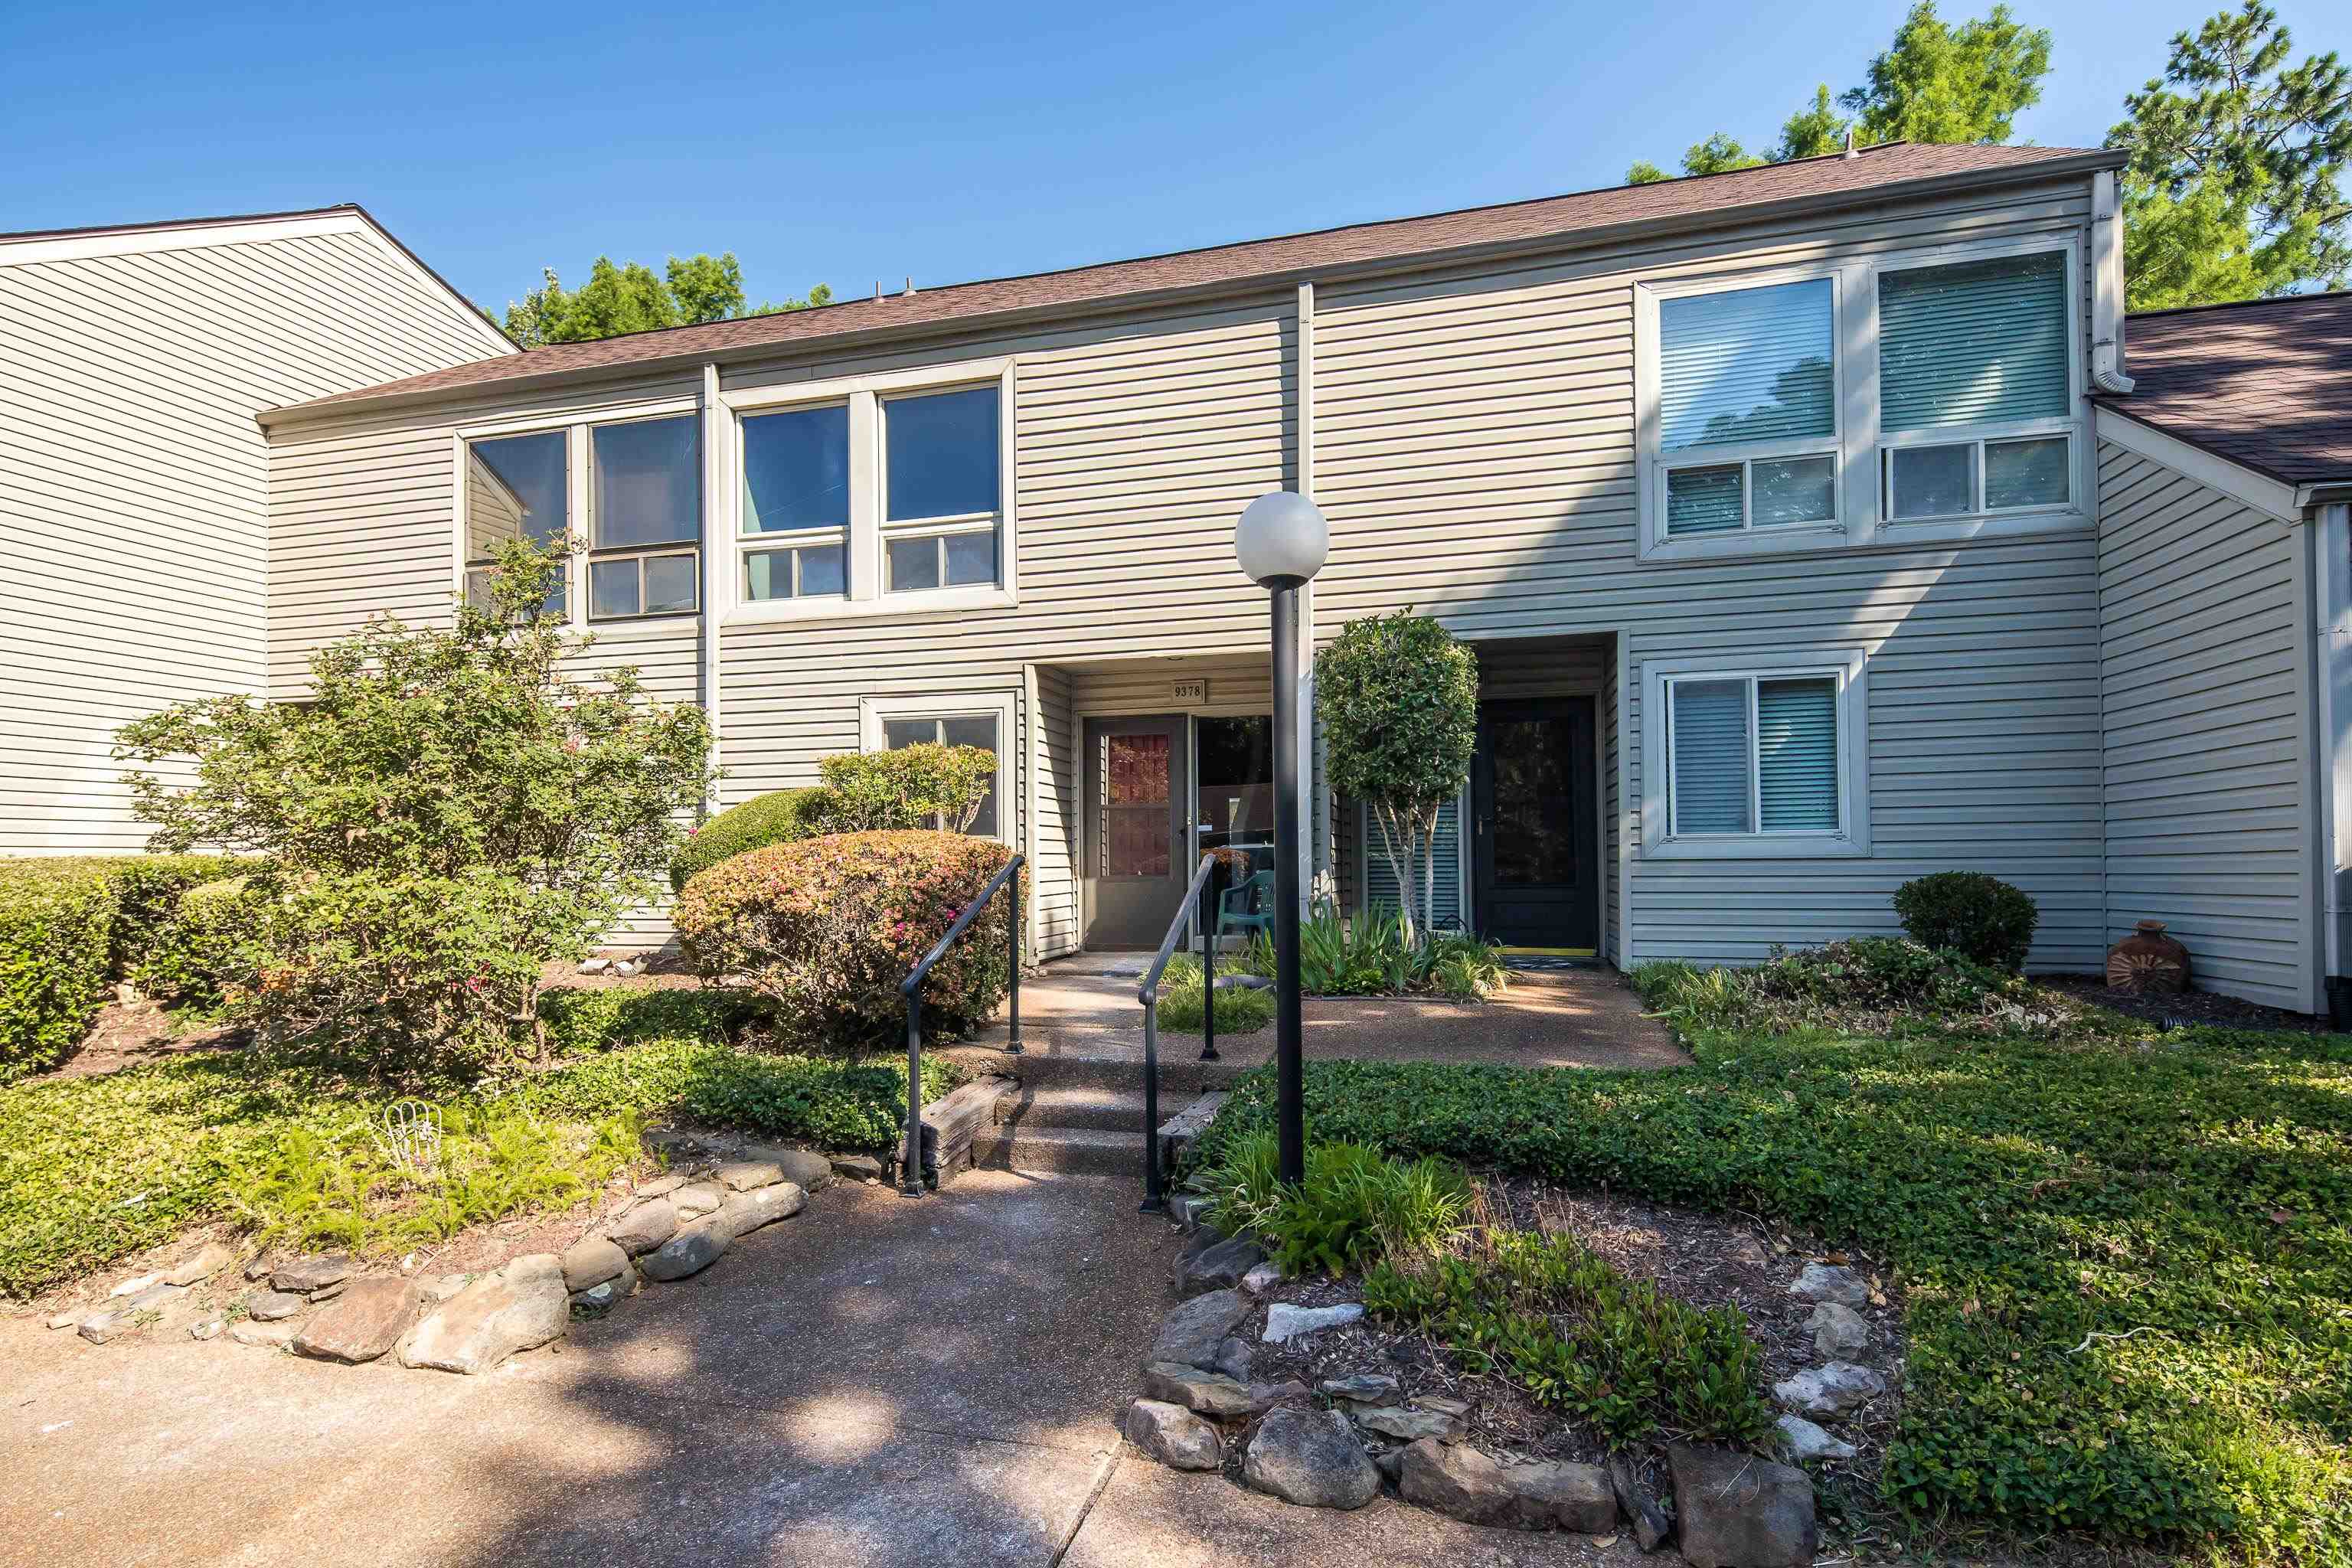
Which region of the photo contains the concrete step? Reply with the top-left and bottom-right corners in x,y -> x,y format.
993,1083 -> 1173,1135
942,1044 -> 1248,1096
968,1121 -> 1142,1178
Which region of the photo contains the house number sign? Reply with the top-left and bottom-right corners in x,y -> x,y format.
1171,679 -> 1207,704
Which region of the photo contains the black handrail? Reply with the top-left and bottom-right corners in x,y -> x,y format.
898,852 -> 1024,1198
1133,853 -> 1218,1213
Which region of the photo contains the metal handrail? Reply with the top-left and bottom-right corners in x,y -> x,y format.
1133,853 -> 1220,1214
898,852 -> 1024,1198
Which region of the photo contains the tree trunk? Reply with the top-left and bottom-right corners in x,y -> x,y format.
1374,806 -> 1421,946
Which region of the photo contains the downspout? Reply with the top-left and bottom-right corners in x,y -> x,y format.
2089,172 -> 2135,395
700,362 -> 725,817
1296,280 -> 1319,917
2316,503 -> 2352,1024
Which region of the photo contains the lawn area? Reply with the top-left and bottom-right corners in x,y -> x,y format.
0,994 -> 959,1298
1184,987 -> 2352,1560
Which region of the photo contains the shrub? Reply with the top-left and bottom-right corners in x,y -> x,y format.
670,788 -> 828,893
132,874 -> 265,1007
1243,902 -> 1508,1001
1153,955 -> 1276,1035
97,853 -> 247,977
115,537 -> 716,1069
537,985 -> 763,1056
814,744 -> 996,833
674,830 -> 1018,1055
0,861 -> 117,1081
1893,871 -> 2038,972
1186,1034 -> 2352,1557
1196,1132 -> 1472,1277
1631,938 -> 2050,1036
1317,614 -> 1478,941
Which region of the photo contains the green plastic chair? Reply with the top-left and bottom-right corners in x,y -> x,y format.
1217,870 -> 1275,939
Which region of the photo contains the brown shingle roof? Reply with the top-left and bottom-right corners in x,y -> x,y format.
275,142 -> 2115,419
2100,291 -> 2352,488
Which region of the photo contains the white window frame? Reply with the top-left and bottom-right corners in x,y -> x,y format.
1639,647 -> 1870,860
450,394 -> 701,638
1633,232 -> 2091,563
733,397 -> 852,609
858,690 -> 1019,844
721,359 -> 1018,626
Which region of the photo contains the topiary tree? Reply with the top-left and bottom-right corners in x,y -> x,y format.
115,537 -> 716,1069
1892,871 -> 2040,972
1315,612 -> 1478,943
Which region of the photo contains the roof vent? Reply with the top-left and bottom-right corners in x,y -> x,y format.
903,276 -> 916,297
1844,129 -> 1858,158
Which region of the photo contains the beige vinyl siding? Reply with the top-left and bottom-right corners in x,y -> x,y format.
1034,665 -> 1080,958
1,219 -> 510,854
2096,440 -> 2314,1010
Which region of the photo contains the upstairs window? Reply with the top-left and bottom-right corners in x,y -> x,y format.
589,415 -> 701,620
1878,250 -> 2072,521
883,385 -> 1001,593
740,403 -> 849,603
462,430 -> 569,614
1657,278 -> 1839,538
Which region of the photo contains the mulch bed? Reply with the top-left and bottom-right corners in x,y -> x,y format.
2043,975 -> 2333,1034
1227,1178 -> 1906,1516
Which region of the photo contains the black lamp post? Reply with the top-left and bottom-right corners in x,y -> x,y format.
1235,491 -> 1328,1187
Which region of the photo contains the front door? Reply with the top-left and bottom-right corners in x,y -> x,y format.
1471,697 -> 1599,950
1082,714 -> 1190,949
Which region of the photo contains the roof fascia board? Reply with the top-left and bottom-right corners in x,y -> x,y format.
2095,404 -> 2305,522
0,210 -> 374,268
261,149 -> 2125,430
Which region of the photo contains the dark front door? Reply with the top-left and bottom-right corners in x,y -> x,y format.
1082,714 -> 1191,949
1471,697 -> 1598,950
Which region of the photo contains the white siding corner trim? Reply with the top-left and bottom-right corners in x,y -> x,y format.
1639,646 -> 1872,860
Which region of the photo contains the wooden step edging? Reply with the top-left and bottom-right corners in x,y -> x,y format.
915,1074 -> 1019,1188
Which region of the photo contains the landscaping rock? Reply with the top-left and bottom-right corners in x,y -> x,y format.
1374,1448 -> 1405,1484
1397,1440 -> 1514,1527
1242,1406 -> 1381,1511
714,1181 -> 805,1239
108,1271 -> 162,1298
560,1236 -> 630,1293
1166,1194 -> 1210,1230
1772,1361 -> 1886,1417
399,1255 -> 568,1375
189,1318 -> 224,1341
1608,1453 -> 1672,1551
831,1154 -> 886,1184
162,1243 -> 234,1288
309,1279 -> 348,1304
243,1258 -> 274,1282
1414,1393 -> 1470,1419
673,1183 -> 726,1218
420,1274 -> 470,1304
1213,1335 -> 1252,1382
1123,1398 -> 1223,1472
571,1276 -> 638,1312
1668,1445 -> 1818,1568
77,1312 -> 135,1344
1147,1289 -> 1250,1371
1249,1379 -> 1313,1413
1322,1373 -> 1401,1405
44,1311 -> 77,1331
245,1291 -> 305,1321
120,1282 -> 185,1313
1263,1301 -> 1362,1343
577,956 -> 611,975
1353,1406 -> 1465,1443
1142,1361 -> 1259,1418
634,1173 -> 687,1198
293,1279 -> 419,1365
714,1159 -> 782,1193
740,1144 -> 834,1190
1808,1302 -> 1870,1357
1173,1235 -> 1265,1298
642,1223 -> 730,1282
1241,1260 -> 1285,1295
606,1198 -> 678,1258
1775,1415 -> 1857,1462
230,1320 -> 296,1349
273,1256 -> 354,1294
1787,1263 -> 1867,1306
1508,1461 -> 1617,1533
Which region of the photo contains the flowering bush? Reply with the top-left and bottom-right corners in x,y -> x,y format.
674,831 -> 1018,1055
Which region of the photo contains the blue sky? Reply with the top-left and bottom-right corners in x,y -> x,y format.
3,0 -> 2338,322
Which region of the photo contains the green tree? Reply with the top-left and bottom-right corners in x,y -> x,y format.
115,539 -> 717,1067
504,253 -> 833,347
2108,1 -> 2351,307
1315,614 -> 1478,944
1841,2 -> 2052,145
1775,85 -> 1853,161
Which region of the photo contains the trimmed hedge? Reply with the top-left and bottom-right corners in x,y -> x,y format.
675,831 -> 1019,1054
1892,871 -> 2038,972
671,788 -> 829,893
1184,1024 -> 2352,1559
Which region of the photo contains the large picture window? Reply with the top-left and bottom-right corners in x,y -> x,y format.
589,415 -> 701,620
883,386 -> 1002,593
1657,278 -> 1839,539
740,403 -> 849,603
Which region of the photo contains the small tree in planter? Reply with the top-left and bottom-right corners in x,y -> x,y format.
114,538 -> 716,1070
1315,612 -> 1478,943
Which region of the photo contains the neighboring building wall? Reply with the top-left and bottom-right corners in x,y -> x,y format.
0,213 -> 511,854
2095,438 -> 2317,1010
266,174 -> 2117,972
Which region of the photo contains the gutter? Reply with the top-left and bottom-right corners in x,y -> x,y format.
258,149 -> 2129,431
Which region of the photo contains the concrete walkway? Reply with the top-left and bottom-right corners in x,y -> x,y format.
1,1172 -> 1628,1567
958,953 -> 1687,1073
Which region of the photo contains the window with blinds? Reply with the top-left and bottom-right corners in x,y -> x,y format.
1668,675 -> 1841,838
1878,248 -> 2073,521
1656,278 -> 1839,537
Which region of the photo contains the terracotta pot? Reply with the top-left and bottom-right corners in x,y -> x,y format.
2106,920 -> 2190,995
